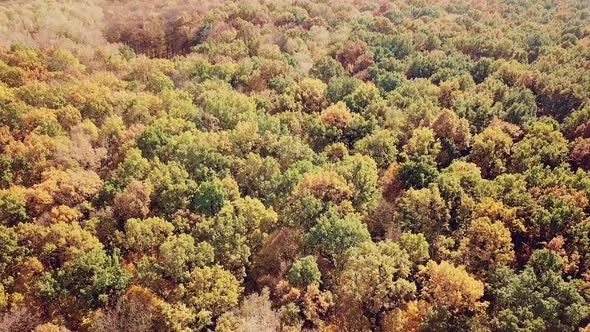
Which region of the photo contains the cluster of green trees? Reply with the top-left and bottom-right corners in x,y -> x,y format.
1,0 -> 590,331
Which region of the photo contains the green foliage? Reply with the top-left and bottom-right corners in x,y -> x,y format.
148,161 -> 197,215
399,155 -> 439,189
354,129 -> 398,169
0,225 -> 26,280
398,232 -> 430,266
304,209 -> 370,262
339,241 -> 416,316
396,185 -> 450,242
183,265 -> 242,327
488,250 -> 589,332
40,248 -> 130,309
159,234 -> 214,281
124,217 -> 174,254
511,118 -> 569,172
326,76 -> 362,103
503,87 -> 538,126
191,179 -> 227,216
310,57 -> 345,83
0,190 -> 27,226
287,256 -> 321,288
198,87 -> 257,129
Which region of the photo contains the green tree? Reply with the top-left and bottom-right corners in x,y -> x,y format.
197,87 -> 257,129
124,217 -> 174,255
159,234 -> 214,281
354,129 -> 398,169
488,249 -> 589,332
511,118 -> 568,172
147,161 -> 197,215
395,185 -> 450,243
503,87 -> 538,126
339,241 -> 416,322
399,155 -> 439,189
0,189 -> 27,226
326,76 -> 362,103
287,256 -> 321,288
195,197 -> 277,275
40,248 -> 130,310
469,126 -> 513,178
183,265 -> 243,329
310,57 -> 345,83
191,178 -> 228,216
335,154 -> 380,212
304,209 -> 370,263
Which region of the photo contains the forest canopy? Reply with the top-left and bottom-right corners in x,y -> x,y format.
1,0 -> 590,331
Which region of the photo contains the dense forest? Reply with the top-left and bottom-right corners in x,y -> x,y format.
1,0 -> 590,331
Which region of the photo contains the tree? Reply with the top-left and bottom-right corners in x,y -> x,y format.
488,249 -> 589,331
472,198 -> 525,237
0,189 -> 27,226
326,76 -> 362,103
295,78 -> 327,113
339,241 -> 416,323
402,127 -> 441,159
320,102 -> 353,129
115,148 -> 150,185
452,91 -> 501,133
435,161 -> 484,229
222,288 -> 280,332
304,209 -> 370,263
194,197 -> 277,275
419,261 -> 486,330
399,232 -> 430,266
399,155 -> 439,189
468,126 -> 513,178
233,153 -> 282,206
336,40 -> 374,76
343,82 -> 381,114
113,180 -> 151,221
16,221 -> 103,268
287,256 -> 321,288
335,154 -> 380,212
32,168 -> 102,209
183,265 -> 242,329
373,70 -> 405,94
0,307 -> 42,332
197,87 -> 257,129
407,53 -> 438,79
147,161 -> 197,215
158,234 -> 213,281
458,217 -> 515,274
291,170 -> 352,209
431,109 -> 471,165
310,56 -> 344,83
250,227 -> 303,289
511,118 -> 568,172
354,129 -> 398,169
503,87 -> 538,126
39,248 -> 130,311
0,225 -> 26,290
124,217 -> 174,255
34,323 -> 71,332
191,178 -> 227,216
395,185 -> 450,244
90,286 -> 167,332
570,137 -> 590,170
